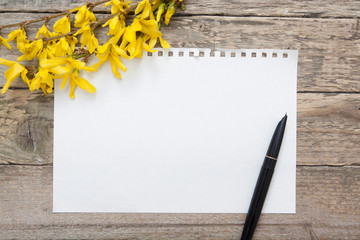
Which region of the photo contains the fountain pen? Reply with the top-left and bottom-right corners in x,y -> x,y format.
240,114 -> 287,240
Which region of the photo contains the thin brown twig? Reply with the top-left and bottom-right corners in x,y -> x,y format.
42,30 -> 78,43
36,2 -> 138,43
73,52 -> 92,61
0,0 -> 110,30
91,15 -> 116,31
0,12 -> 68,30
86,0 -> 110,11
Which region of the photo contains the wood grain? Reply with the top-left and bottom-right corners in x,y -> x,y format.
1,14 -> 360,92
0,1 -> 359,239
0,90 -> 53,165
297,93 -> 360,165
0,165 -> 359,239
0,90 -> 359,166
0,0 -> 359,18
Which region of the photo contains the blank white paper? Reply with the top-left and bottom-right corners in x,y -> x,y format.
53,49 -> 297,213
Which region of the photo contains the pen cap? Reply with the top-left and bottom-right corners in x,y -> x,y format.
266,114 -> 287,159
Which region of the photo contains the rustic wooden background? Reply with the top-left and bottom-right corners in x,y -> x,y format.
0,0 -> 359,239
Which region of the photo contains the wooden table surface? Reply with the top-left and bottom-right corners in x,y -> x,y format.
0,0 -> 359,239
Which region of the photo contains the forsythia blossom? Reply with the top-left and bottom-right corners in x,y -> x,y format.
74,5 -> 97,28
7,27 -> 28,53
36,24 -> 52,39
53,16 -> 71,34
0,58 -> 29,93
17,39 -> 43,61
102,15 -> 126,36
92,30 -> 128,78
135,0 -> 152,19
104,0 -> 131,15
75,25 -> 99,54
41,57 -> 97,99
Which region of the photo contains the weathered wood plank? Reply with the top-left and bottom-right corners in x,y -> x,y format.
0,2 -> 358,240
1,14 -> 360,92
0,0 -> 359,18
0,90 -> 53,165
0,165 -> 359,239
297,93 -> 360,165
0,90 -> 359,165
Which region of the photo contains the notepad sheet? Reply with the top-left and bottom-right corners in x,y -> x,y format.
54,49 -> 297,213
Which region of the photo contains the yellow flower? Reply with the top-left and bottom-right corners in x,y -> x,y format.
40,57 -> 69,76
123,25 -> 137,45
102,15 -> 125,36
159,37 -> 170,48
36,24 -> 52,39
92,31 -> 128,78
38,46 -> 55,62
120,19 -> 168,58
164,1 -> 175,25
104,0 -> 131,15
135,0 -> 152,19
41,56 -> 97,75
0,35 -> 11,50
0,58 -> 29,94
126,37 -> 143,58
41,56 -> 97,98
50,36 -> 76,58
7,28 -> 28,53
123,19 -> 161,46
148,35 -> 170,49
87,33 -> 99,54
74,5 -> 96,28
75,25 -> 99,54
68,70 -> 96,99
17,39 -> 43,62
30,69 -> 54,94
7,28 -> 23,41
137,19 -> 161,38
54,37 -> 72,57
53,16 -> 71,34
136,19 -> 170,50
126,37 -> 161,59
141,35 -> 157,52
66,35 -> 78,52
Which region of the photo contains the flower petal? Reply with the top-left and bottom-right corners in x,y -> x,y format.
111,53 -> 127,72
0,57 -> 16,68
159,37 -> 170,49
60,70 -> 72,89
109,57 -> 122,79
74,76 -> 96,93
0,36 -> 12,50
53,16 -> 71,34
40,57 -> 67,69
1,63 -> 25,93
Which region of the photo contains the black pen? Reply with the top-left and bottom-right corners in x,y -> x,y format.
240,114 -> 287,240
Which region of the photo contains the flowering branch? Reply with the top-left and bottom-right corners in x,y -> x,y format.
0,0 -> 110,30
37,3 -> 138,50
0,0 -> 185,99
